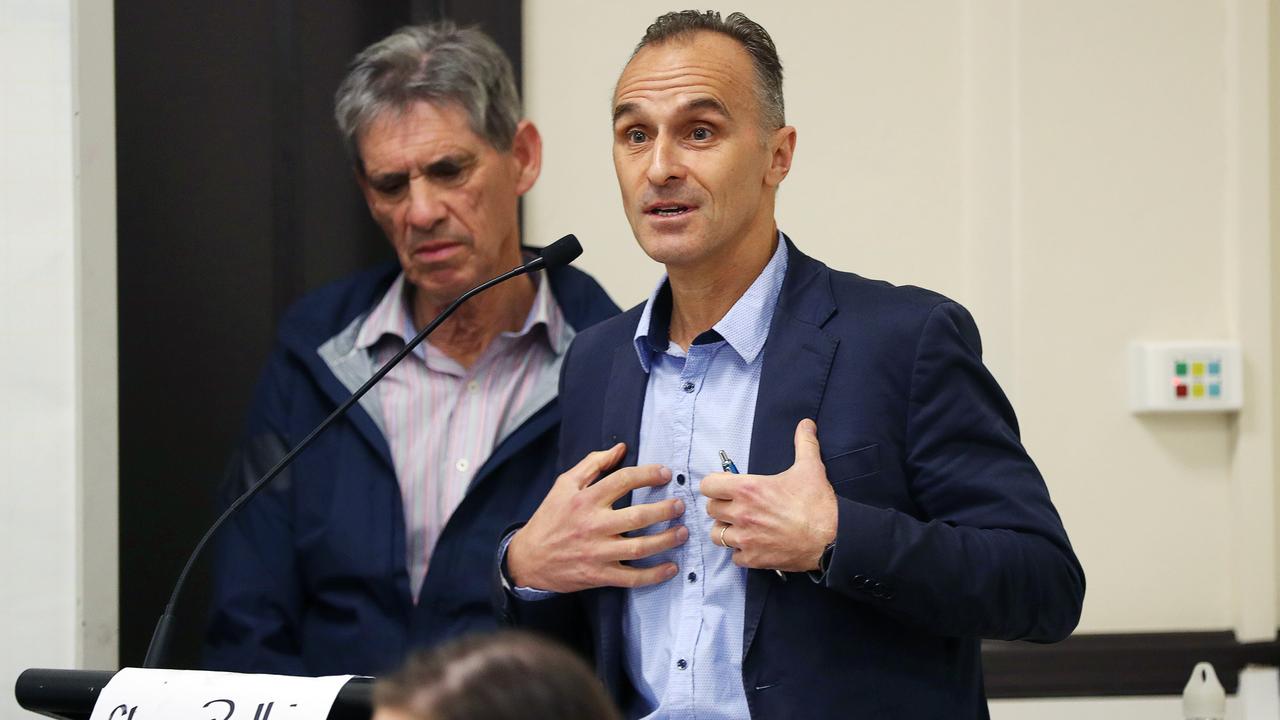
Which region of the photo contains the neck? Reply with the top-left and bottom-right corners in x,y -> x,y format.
666,226 -> 778,349
411,268 -> 537,368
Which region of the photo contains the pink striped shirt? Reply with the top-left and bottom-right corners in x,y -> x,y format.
355,271 -> 571,602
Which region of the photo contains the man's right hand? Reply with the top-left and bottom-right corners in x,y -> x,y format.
507,443 -> 688,593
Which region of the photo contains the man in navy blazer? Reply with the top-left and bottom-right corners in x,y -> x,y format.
498,10 -> 1084,718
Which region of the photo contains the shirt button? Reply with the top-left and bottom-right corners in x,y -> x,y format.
681,381 -> 695,393
676,473 -> 686,485
687,572 -> 697,582
467,380 -> 479,392
676,659 -> 688,670
456,459 -> 469,472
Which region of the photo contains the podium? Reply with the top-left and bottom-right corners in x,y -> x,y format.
15,669 -> 373,720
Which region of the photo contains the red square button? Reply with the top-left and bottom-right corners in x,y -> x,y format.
1175,383 -> 1188,398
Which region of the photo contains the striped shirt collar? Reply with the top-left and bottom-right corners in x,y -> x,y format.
355,263 -> 570,359
633,231 -> 789,373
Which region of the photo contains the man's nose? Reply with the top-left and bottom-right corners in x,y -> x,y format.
645,135 -> 687,186
405,177 -> 447,231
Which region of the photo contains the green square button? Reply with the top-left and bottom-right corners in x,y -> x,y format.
1175,361 -> 1188,377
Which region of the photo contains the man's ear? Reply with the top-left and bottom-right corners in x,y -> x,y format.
510,119 -> 543,197
765,125 -> 797,188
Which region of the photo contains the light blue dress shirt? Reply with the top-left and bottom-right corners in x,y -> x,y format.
621,235 -> 788,720
506,235 -> 788,719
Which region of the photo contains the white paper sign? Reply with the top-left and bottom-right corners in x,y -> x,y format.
88,668 -> 358,720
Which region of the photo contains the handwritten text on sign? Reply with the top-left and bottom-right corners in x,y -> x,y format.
88,668 -> 357,720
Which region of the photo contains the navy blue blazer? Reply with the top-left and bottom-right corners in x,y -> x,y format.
499,239 -> 1084,718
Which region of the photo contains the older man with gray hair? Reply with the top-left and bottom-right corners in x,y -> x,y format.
203,22 -> 617,676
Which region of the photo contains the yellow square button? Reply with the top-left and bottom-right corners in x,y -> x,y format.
1192,384 -> 1206,398
1191,362 -> 1206,376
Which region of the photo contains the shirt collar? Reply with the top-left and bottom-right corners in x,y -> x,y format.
516,269 -> 573,355
633,231 -> 790,373
355,265 -> 569,357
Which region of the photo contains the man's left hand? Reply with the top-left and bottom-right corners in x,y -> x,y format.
701,419 -> 838,572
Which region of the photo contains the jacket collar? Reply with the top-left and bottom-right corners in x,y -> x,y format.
275,253 -> 619,471
773,233 -> 837,329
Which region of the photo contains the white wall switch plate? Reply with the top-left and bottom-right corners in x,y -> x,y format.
1129,341 -> 1242,413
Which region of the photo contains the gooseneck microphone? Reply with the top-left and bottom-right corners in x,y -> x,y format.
142,234 -> 583,668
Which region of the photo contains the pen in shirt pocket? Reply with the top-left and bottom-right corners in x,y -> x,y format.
718,450 -> 786,580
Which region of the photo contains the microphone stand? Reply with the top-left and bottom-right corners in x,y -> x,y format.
143,238 -> 576,668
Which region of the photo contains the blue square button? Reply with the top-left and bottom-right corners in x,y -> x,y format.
1208,383 -> 1221,398
1207,361 -> 1221,375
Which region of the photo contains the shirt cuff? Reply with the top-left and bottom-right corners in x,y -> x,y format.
499,530 -> 559,600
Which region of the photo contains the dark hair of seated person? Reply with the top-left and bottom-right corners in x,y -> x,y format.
372,630 -> 622,720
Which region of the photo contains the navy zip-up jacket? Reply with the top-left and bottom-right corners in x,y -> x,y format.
205,258 -> 618,676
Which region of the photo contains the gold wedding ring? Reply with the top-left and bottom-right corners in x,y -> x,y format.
719,524 -> 735,550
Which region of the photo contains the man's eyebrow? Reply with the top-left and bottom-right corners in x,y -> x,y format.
683,97 -> 731,119
612,102 -> 638,125
424,153 -> 474,174
611,97 -> 733,125
368,170 -> 407,185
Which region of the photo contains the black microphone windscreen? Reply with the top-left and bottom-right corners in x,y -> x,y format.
539,234 -> 583,270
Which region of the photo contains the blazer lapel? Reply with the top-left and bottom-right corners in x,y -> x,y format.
595,339 -> 650,680
600,340 -> 649,493
743,241 -> 839,659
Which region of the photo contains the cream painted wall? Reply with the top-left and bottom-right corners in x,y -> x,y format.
1,11 -> 79,718
73,0 -> 120,670
1271,0 -> 1280,631
989,695 -> 1241,720
0,2 -> 118,715
524,0 -> 1277,637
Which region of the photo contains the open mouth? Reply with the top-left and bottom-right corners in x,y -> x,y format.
647,205 -> 694,217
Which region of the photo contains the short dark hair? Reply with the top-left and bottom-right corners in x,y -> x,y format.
373,631 -> 622,720
632,10 -> 784,130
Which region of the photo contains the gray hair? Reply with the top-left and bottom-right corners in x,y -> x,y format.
631,10 -> 784,131
334,22 -> 521,172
